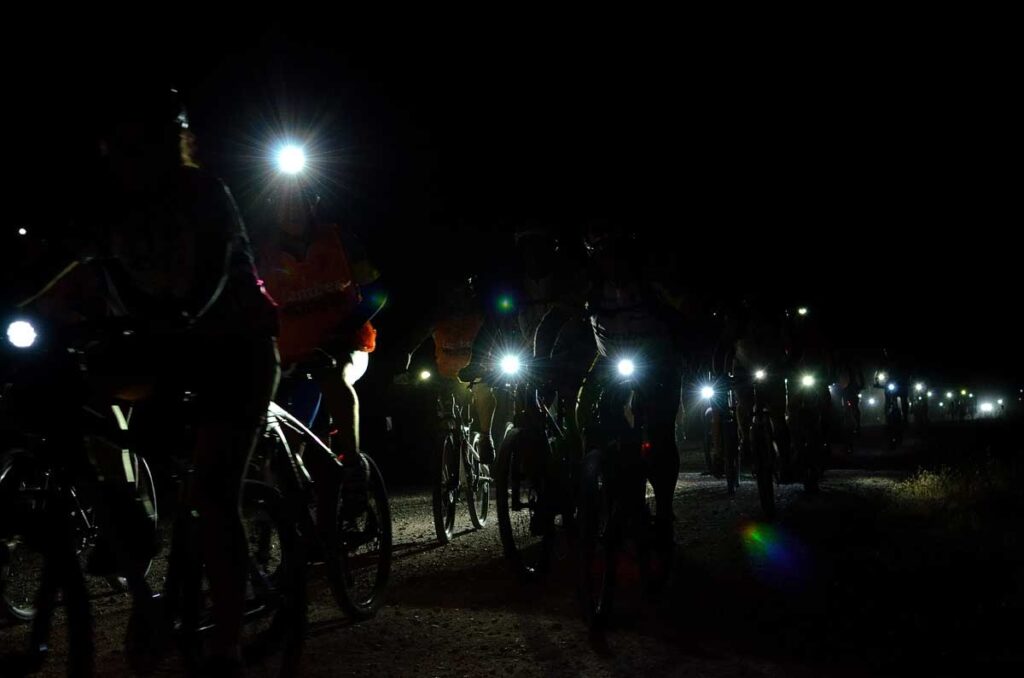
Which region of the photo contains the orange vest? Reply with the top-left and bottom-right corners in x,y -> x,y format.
433,313 -> 484,379
261,227 -> 370,365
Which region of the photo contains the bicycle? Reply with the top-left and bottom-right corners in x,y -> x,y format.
576,356 -> 667,631
698,371 -> 740,495
0,444 -> 156,623
838,389 -> 861,454
432,389 -> 491,544
258,395 -> 393,622
273,355 -> 393,620
786,371 -> 829,495
744,367 -> 784,520
494,354 -> 577,581
0,316 -> 352,675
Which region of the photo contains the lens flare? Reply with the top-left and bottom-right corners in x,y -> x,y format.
276,144 -> 306,174
501,355 -> 521,375
6,321 -> 36,348
741,522 -> 805,583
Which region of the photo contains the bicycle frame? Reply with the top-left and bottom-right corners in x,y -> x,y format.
584,364 -> 650,523
438,392 -> 477,483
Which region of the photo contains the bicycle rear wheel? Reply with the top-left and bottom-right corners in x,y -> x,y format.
332,453 -> 392,620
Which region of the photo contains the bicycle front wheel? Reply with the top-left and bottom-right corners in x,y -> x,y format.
432,435 -> 459,544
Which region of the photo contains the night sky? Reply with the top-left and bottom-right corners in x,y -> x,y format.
3,20 -> 1018,386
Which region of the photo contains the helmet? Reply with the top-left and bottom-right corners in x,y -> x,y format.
90,84 -> 194,175
93,86 -> 189,136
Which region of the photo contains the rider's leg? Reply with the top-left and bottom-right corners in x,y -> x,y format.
193,337 -> 278,662
703,406 -> 717,475
575,362 -> 603,455
734,385 -> 753,466
317,351 -> 370,518
898,388 -> 911,432
318,352 -> 360,461
770,383 -> 791,476
471,382 -> 497,463
558,379 -> 586,463
550,319 -> 596,461
848,388 -> 862,433
818,383 -> 834,447
648,372 -> 681,548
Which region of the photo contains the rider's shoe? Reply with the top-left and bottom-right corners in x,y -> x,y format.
309,456 -> 343,556
340,452 -> 370,521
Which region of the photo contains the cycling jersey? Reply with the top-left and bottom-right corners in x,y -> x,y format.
433,313 -> 485,379
588,279 -> 676,359
260,224 -> 374,365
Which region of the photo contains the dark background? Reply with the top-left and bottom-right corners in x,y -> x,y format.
2,19 -> 1019,388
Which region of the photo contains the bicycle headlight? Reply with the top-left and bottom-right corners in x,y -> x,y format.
500,354 -> 521,375
6,320 -> 37,349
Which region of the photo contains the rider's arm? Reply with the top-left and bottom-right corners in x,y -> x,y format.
337,226 -> 381,287
534,303 -> 577,360
401,318 -> 437,372
188,175 -> 246,320
330,223 -> 388,331
12,260 -> 85,310
535,260 -> 592,360
4,224 -> 96,311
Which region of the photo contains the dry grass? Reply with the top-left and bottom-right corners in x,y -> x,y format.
894,457 -> 1021,517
